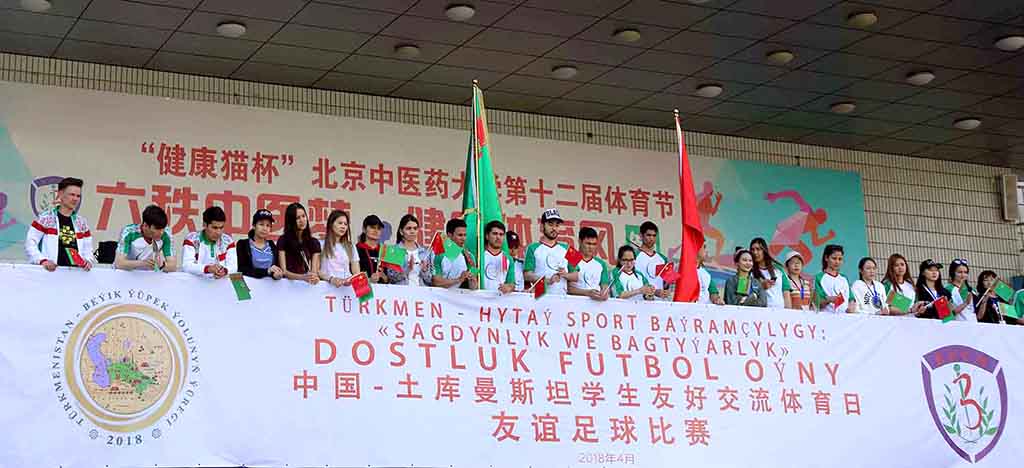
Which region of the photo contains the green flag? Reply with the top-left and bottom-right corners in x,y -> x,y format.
380,244 -> 408,270
736,275 -> 749,294
999,302 -> 1020,319
229,273 -> 251,301
889,292 -> 912,313
443,238 -> 463,261
462,84 -> 504,289
994,281 -> 1014,302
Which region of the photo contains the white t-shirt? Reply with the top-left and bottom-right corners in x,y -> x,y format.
758,267 -> 791,309
635,249 -> 668,296
321,242 -> 354,280
698,267 -> 712,304
524,240 -> 569,295
946,283 -> 977,322
512,260 -> 525,291
851,279 -> 888,315
433,251 -> 470,290
405,247 -> 424,287
569,257 -> 612,292
815,271 -> 854,314
612,268 -> 649,303
482,249 -> 515,291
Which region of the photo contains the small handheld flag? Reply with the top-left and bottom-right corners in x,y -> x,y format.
834,293 -> 845,307
656,262 -> 680,284
65,247 -> 87,268
994,281 -> 1014,302
351,272 -> 374,304
430,232 -> 445,255
999,302 -> 1020,320
736,275 -> 749,294
229,273 -> 251,301
530,277 -> 547,299
380,244 -> 408,272
443,238 -> 463,261
888,290 -> 913,313
565,245 -> 583,267
935,296 -> 954,322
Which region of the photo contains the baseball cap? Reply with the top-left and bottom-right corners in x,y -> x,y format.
506,231 -> 521,249
252,209 -> 275,225
540,208 -> 563,223
919,259 -> 942,272
783,250 -> 803,266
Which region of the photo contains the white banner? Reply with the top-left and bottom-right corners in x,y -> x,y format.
1,265 -> 1022,468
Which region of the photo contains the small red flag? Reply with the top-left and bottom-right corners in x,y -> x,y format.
656,262 -> 680,283
834,294 -> 845,307
531,277 -> 547,299
65,247 -> 87,267
350,272 -> 373,303
430,232 -> 445,255
935,297 -> 954,322
565,245 -> 583,267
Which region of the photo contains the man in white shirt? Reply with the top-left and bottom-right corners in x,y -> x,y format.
634,221 -> 671,300
523,209 -> 578,295
568,227 -> 611,301
181,206 -> 237,279
114,205 -> 177,272
481,221 -> 515,293
432,218 -> 479,290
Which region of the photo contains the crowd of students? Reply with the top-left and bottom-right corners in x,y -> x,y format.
25,177 -> 1024,326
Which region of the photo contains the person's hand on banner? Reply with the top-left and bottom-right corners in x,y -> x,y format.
41,260 -> 57,272
269,265 -> 284,280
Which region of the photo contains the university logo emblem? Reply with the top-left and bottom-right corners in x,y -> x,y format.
55,297 -> 198,444
921,345 -> 1007,463
30,175 -> 81,216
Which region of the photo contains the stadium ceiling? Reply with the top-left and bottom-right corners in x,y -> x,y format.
2,0 -> 1024,166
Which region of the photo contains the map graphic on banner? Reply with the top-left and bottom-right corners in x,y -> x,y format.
0,82 -> 865,281
1,266 -> 1021,468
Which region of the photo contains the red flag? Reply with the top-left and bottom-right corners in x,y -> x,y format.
65,247 -> 87,267
430,232 -> 445,255
531,277 -> 547,299
834,294 -> 845,307
350,272 -> 373,303
564,245 -> 583,267
657,262 -> 680,283
935,297 -> 954,322
672,111 -> 705,302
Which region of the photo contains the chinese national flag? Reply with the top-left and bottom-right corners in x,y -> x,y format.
834,294 -> 845,307
531,278 -> 547,299
657,262 -> 680,284
671,112 -> 705,302
935,297 -> 954,322
430,232 -> 445,255
350,272 -> 373,303
565,245 -> 583,267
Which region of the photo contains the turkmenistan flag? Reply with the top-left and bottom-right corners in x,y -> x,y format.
462,83 -> 504,288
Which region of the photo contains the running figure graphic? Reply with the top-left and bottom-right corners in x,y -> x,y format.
764,189 -> 835,267
696,181 -> 725,258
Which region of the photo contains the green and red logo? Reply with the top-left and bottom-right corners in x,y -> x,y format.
922,345 -> 1007,463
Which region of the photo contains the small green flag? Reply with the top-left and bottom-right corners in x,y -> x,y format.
960,286 -> 970,302
380,244 -> 408,270
736,275 -> 749,294
994,281 -> 1014,302
229,273 -> 251,301
999,302 -> 1021,319
443,238 -> 463,261
889,292 -> 913,313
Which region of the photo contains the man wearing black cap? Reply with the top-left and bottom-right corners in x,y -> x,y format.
236,209 -> 285,279
523,208 -> 578,295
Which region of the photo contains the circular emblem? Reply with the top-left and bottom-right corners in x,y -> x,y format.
30,175 -> 81,217
64,303 -> 189,434
544,251 -> 565,271
582,269 -> 600,289
484,261 -> 502,281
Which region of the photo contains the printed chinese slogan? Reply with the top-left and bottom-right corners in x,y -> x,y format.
2,266 -> 1021,468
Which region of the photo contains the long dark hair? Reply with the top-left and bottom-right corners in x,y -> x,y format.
323,210 -> 352,261
884,253 -> 913,287
395,214 -> 419,244
358,215 -> 384,244
749,237 -> 777,281
975,270 -> 998,296
821,244 -> 843,271
917,265 -> 945,291
857,257 -> 876,283
283,202 -> 311,243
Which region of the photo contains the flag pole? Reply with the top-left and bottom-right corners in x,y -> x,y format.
473,80 -> 483,289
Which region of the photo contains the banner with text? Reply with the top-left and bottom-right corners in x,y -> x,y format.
0,82 -> 867,278
0,265 -> 1021,467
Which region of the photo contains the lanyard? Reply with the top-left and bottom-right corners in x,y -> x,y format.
925,286 -> 938,301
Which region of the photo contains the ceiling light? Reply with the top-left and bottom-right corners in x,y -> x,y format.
20,0 -> 51,12
612,28 -> 642,43
766,50 -> 795,65
953,117 -> 982,131
830,102 -> 856,114
994,35 -> 1024,52
445,4 -> 476,22
216,21 -> 247,38
846,11 -> 878,28
694,84 -> 723,98
905,70 -> 935,86
550,65 -> 578,79
394,44 -> 421,59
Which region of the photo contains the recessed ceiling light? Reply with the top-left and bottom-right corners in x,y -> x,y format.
766,50 -> 795,65
550,65 -> 578,79
694,84 -> 723,98
612,28 -> 641,43
216,21 -> 247,38
953,117 -> 982,130
445,4 -> 476,22
394,44 -> 421,58
846,11 -> 878,28
994,35 -> 1024,52
830,102 -> 856,114
905,70 -> 935,86
20,0 -> 51,12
